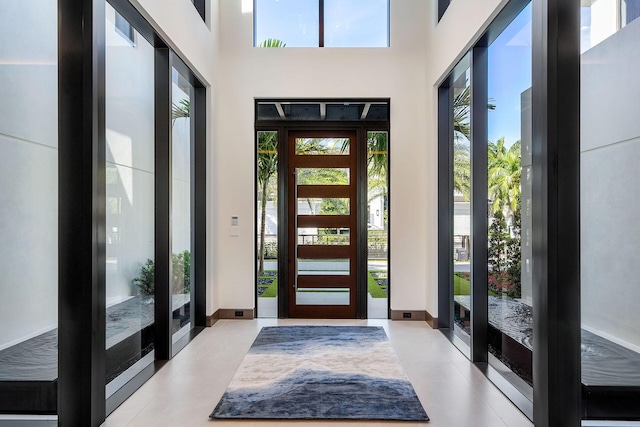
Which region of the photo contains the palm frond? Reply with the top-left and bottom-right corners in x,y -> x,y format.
258,38 -> 287,48
172,99 -> 190,124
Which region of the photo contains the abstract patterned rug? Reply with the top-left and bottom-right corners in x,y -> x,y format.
210,326 -> 429,421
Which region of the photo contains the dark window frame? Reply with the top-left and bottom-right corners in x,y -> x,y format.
192,0 -> 206,21
438,0 -> 451,21
437,0 -> 581,425
54,0 -> 208,424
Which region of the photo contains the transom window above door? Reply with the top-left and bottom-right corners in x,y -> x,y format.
254,0 -> 389,47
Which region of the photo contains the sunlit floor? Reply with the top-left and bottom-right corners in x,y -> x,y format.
102,319 -> 533,427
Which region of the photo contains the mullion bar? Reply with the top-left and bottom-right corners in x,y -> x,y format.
58,0 -> 106,423
437,85 -> 454,330
193,86 -> 207,327
531,0 -> 581,425
319,0 -> 325,47
470,45 -> 489,364
356,127 -> 369,319
154,47 -> 172,361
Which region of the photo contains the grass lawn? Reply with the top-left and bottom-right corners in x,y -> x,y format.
368,272 -> 387,298
454,274 -> 498,297
454,274 -> 471,296
261,278 -> 278,297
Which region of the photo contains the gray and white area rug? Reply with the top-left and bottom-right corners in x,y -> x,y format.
210,325 -> 429,421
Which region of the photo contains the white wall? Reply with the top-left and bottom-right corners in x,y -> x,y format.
212,0 -> 510,316
581,18 -> 640,349
215,0 -> 430,311
0,1 -> 58,349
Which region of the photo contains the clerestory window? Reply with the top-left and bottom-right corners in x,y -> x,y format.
254,0 -> 389,47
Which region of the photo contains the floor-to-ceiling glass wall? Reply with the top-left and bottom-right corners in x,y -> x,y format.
580,0 -> 640,420
439,2 -> 534,415
367,131 -> 389,319
486,2 -> 533,397
451,65 -> 472,348
257,130 -> 279,318
0,0 -> 58,413
105,3 -> 156,396
171,67 -> 194,343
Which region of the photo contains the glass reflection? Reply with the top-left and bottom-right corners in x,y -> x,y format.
0,0 -> 58,395
581,0 -> 640,418
581,0 -> 640,53
171,67 -> 193,343
452,67 -> 472,346
105,3 -> 155,392
487,3 -> 533,393
296,289 -> 350,305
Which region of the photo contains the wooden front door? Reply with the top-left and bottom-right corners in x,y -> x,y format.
287,130 -> 358,318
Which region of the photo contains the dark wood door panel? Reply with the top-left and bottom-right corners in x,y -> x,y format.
296,275 -> 352,289
297,244 -> 352,259
288,129 -> 358,318
296,185 -> 351,199
297,215 -> 351,229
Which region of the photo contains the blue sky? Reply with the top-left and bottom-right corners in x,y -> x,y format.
487,3 -> 532,148
254,0 -> 388,47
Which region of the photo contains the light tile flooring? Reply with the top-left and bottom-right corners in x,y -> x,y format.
102,319 -> 533,427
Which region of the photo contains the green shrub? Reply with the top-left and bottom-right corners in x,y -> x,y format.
133,259 -> 155,296
133,250 -> 191,297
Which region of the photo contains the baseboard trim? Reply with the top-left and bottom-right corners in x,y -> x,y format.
390,310 -> 426,321
217,309 -> 255,320
425,310 -> 438,329
206,310 -> 220,327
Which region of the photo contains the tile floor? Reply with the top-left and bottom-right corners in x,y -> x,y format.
102,319 -> 533,427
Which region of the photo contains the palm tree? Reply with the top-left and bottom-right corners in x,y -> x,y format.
453,141 -> 471,201
488,138 -> 521,222
367,132 -> 388,178
366,132 -> 388,212
452,86 -> 496,201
